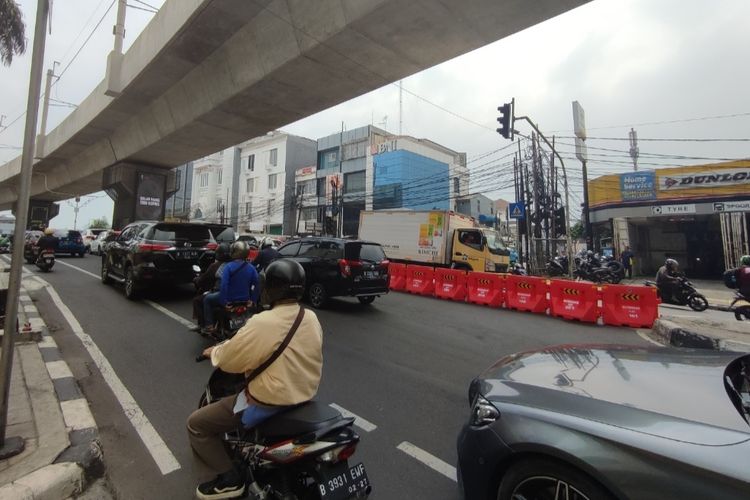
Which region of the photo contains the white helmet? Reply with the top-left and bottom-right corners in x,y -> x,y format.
260,237 -> 274,249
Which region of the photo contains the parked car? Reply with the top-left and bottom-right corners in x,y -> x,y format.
457,345 -> 750,500
101,221 -> 235,299
89,230 -> 120,255
82,228 -> 109,253
277,237 -> 389,308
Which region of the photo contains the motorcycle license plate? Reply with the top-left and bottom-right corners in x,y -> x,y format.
229,316 -> 247,330
44,258 -> 52,263
318,462 -> 369,500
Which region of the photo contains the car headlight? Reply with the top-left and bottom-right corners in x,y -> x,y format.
470,395 -> 500,427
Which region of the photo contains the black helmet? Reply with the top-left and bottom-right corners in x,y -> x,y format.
262,259 -> 306,306
215,242 -> 231,262
230,241 -> 249,260
665,258 -> 678,270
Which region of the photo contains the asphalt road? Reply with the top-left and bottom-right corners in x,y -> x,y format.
17,254 -> 649,499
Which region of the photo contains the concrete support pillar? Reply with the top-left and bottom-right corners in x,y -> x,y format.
103,163 -> 176,229
15,200 -> 60,230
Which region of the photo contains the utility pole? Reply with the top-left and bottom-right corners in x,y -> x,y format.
0,0 -> 50,459
398,80 -> 403,135
36,61 -> 58,158
105,0 -> 127,97
629,128 -> 639,172
572,101 -> 592,251
73,196 -> 80,230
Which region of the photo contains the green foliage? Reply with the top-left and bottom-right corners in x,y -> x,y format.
89,217 -> 110,229
570,221 -> 584,240
0,0 -> 26,66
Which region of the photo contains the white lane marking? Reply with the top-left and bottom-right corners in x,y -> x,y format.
637,329 -> 664,346
32,275 -> 181,475
328,403 -> 377,432
56,259 -> 198,329
396,441 -> 457,482
45,360 -> 74,380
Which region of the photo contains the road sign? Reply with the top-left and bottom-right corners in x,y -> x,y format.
509,203 -> 525,219
713,200 -> 750,212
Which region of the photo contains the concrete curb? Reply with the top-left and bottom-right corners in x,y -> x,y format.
651,318 -> 750,351
0,274 -> 103,499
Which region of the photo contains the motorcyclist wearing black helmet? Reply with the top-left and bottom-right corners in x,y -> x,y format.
191,243 -> 232,332
187,259 -> 323,499
656,258 -> 681,302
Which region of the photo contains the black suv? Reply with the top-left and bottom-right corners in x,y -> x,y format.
277,237 -> 389,308
101,221 -> 235,299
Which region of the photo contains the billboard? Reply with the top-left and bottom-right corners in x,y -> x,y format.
620,172 -> 656,201
135,172 -> 166,220
589,160 -> 750,208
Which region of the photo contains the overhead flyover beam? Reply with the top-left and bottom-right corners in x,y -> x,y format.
0,0 -> 590,210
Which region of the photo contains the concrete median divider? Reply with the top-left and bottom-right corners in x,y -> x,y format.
601,283 -> 659,328
549,279 -> 600,323
466,272 -> 504,307
434,268 -> 468,302
506,275 -> 549,313
405,265 -> 435,296
388,263 -> 407,291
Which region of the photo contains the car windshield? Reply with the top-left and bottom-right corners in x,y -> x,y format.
151,224 -> 211,242
346,243 -> 386,262
482,230 -> 506,254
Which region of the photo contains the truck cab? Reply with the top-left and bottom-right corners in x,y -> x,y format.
451,228 -> 510,272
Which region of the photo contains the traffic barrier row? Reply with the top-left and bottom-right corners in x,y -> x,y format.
389,264 -> 659,328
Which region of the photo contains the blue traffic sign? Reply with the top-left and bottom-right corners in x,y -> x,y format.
508,202 -> 525,219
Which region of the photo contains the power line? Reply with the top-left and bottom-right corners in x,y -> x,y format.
56,0 -> 117,82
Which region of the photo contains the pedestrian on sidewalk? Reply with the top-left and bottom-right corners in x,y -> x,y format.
621,245 -> 634,279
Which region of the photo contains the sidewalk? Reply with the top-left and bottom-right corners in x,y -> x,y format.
650,313 -> 750,352
0,264 -> 103,499
622,276 -> 735,309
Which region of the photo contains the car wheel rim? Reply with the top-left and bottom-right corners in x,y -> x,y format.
101,262 -> 108,280
511,476 -> 590,500
310,285 -> 324,306
125,271 -> 133,295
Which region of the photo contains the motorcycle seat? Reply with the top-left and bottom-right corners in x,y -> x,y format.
255,401 -> 342,440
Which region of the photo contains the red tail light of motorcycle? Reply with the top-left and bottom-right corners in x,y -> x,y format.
318,442 -> 358,464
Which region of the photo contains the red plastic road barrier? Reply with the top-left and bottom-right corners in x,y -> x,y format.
601,284 -> 660,328
389,263 -> 407,291
466,272 -> 504,307
506,275 -> 549,313
405,265 -> 435,296
434,268 -> 467,302
549,279 -> 600,323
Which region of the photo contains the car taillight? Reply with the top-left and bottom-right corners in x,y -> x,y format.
137,243 -> 171,252
205,242 -> 218,250
338,259 -> 362,277
76,238 -> 83,244
380,259 -> 390,270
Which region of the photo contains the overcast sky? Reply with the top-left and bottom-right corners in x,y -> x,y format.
1,0 -> 748,228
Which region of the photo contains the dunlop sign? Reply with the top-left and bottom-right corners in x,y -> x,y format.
659,168 -> 750,190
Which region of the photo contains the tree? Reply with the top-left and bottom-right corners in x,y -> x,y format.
0,0 -> 26,66
89,217 -> 110,229
570,221 -> 584,240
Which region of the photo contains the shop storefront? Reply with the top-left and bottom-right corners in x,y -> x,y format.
588,161 -> 750,278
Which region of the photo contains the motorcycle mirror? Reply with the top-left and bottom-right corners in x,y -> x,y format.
192,265 -> 201,273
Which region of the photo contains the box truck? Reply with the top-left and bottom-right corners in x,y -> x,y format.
358,210 -> 510,272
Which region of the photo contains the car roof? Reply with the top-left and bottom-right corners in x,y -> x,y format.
287,236 -> 381,245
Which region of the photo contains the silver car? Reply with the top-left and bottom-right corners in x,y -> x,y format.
457,345 -> 750,499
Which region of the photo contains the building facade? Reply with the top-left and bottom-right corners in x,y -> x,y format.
296,125 -> 468,236
165,162 -> 193,221
189,131 -> 316,235
588,160 -> 750,278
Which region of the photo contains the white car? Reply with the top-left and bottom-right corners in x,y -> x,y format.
83,228 -> 109,253
89,230 -> 118,255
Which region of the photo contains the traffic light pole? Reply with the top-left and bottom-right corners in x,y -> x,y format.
513,116 -> 573,277
581,159 -> 593,251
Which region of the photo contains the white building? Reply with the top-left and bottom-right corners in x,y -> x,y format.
190,131 -> 316,235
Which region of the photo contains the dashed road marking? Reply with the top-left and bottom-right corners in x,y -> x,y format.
329,403 -> 378,432
396,441 -> 457,482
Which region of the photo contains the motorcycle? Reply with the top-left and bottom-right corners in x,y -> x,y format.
730,292 -> 750,321
510,263 -> 527,276
600,255 -> 625,282
196,359 -> 371,500
192,265 -> 255,342
574,258 -> 621,284
643,276 -> 709,311
34,247 -> 55,272
546,256 -> 569,277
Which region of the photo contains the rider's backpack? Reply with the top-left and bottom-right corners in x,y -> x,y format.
723,268 -> 738,289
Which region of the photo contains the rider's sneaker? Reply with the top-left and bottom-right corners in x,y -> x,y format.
196,471 -> 245,499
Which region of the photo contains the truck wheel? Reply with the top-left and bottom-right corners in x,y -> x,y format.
308,283 -> 327,309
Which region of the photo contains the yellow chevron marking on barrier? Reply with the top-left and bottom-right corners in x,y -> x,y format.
563,288 -> 581,295
413,271 -> 424,277
621,293 -> 640,301
518,282 -> 533,289
478,278 -> 492,285
444,275 -> 455,281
